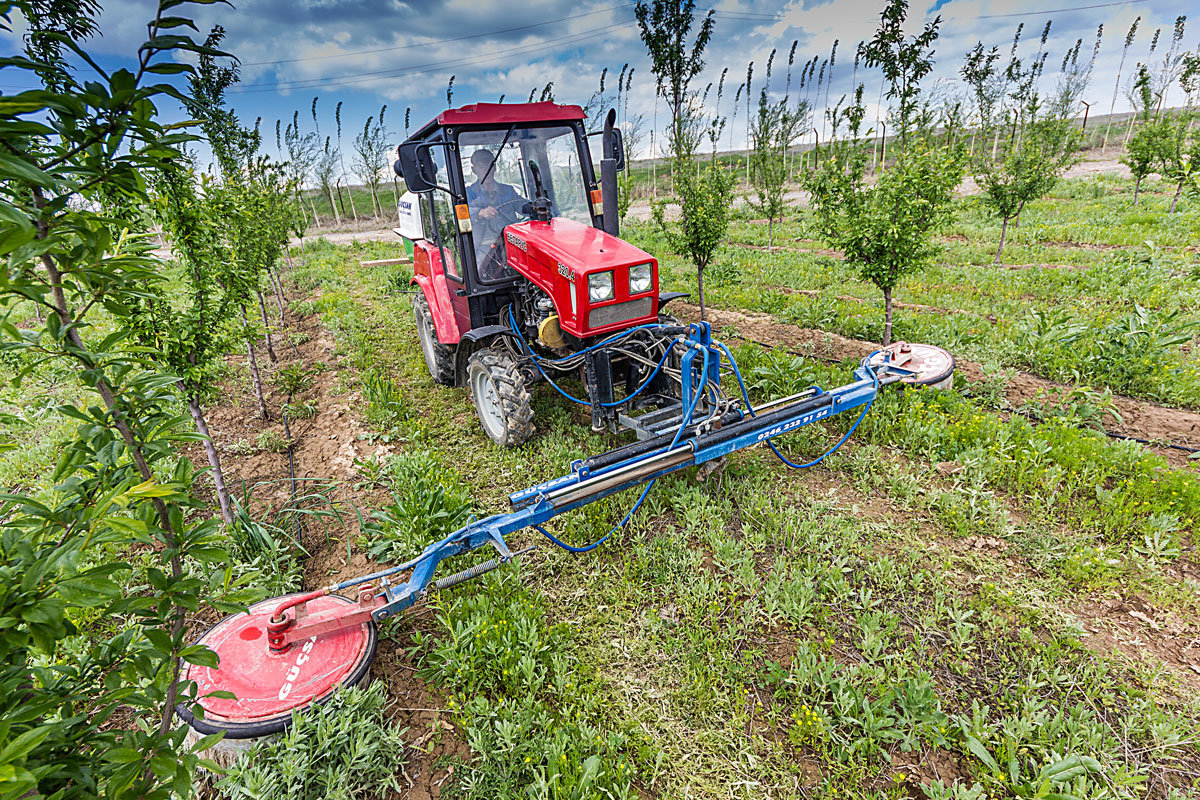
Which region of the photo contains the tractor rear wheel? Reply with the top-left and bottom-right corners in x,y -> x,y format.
414,293 -> 455,386
467,349 -> 535,447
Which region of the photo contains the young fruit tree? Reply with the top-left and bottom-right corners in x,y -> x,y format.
354,105 -> 391,216
803,0 -> 966,347
1160,48 -> 1200,212
634,0 -> 715,166
284,110 -> 320,223
962,24 -> 1093,262
652,163 -> 736,320
636,0 -> 733,319
190,31 -> 298,421
747,75 -> 810,249
0,1 -> 256,793
1121,64 -> 1165,207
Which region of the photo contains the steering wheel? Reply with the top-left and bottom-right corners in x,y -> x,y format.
491,196 -> 531,220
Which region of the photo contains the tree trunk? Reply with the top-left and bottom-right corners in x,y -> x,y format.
268,261 -> 287,318
767,219 -> 773,251
697,265 -> 707,322
240,305 -> 270,420
882,286 -> 893,347
1013,200 -> 1025,228
293,190 -> 309,229
995,216 -> 1010,264
257,290 -> 277,363
187,393 -> 232,525
1170,179 -> 1184,214
39,248 -> 184,737
307,193 -> 321,227
1133,176 -> 1142,207
327,184 -> 341,224
341,180 -> 358,222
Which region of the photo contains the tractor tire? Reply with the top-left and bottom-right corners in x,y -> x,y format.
414,293 -> 455,386
467,349 -> 535,448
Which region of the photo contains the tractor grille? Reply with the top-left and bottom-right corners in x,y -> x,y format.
588,298 -> 653,329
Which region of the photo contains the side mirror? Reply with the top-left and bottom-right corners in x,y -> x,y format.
601,109 -> 626,172
395,142 -> 437,193
608,127 -> 626,171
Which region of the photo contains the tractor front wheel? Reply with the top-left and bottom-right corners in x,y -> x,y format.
468,349 -> 535,448
415,293 -> 455,386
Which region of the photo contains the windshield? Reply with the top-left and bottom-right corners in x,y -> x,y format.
459,125 -> 590,282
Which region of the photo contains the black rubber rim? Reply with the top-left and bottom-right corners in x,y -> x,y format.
174,594 -> 378,740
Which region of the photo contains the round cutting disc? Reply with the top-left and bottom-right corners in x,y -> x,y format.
176,594 -> 377,739
868,342 -> 955,390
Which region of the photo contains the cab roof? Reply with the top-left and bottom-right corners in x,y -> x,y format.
408,102 -> 586,142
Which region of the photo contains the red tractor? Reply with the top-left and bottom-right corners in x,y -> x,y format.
394,102 -> 690,447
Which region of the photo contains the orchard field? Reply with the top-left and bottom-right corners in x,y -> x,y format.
16,157 -> 1194,799
4,1 -> 1200,799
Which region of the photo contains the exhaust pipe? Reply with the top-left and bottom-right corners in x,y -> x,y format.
601,108 -> 619,237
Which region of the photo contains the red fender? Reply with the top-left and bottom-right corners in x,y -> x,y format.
412,241 -> 462,345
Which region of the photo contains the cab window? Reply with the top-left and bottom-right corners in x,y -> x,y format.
459,125 -> 591,284
426,145 -> 461,281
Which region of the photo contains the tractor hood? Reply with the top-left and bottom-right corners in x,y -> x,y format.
506,217 -> 651,275
504,217 -> 660,338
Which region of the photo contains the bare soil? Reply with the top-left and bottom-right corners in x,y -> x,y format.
191,295 -> 465,798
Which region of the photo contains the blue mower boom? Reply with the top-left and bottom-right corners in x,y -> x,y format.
178,323 -> 953,743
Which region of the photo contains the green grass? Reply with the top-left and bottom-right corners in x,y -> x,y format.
275,231 -> 1200,799
623,174 -> 1200,407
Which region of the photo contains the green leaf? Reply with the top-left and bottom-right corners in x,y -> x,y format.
190,732 -> 225,754
148,750 -> 177,778
963,735 -> 998,772
104,747 -> 145,765
0,726 -> 52,765
0,154 -> 53,187
125,480 -> 179,499
180,645 -> 219,668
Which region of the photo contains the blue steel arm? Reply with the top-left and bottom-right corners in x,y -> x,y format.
360,341 -> 903,624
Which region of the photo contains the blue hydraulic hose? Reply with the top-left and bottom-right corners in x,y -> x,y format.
506,308 -> 681,408
534,343 -> 712,553
716,341 -> 881,470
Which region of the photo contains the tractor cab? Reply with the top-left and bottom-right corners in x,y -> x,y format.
394,102 -> 688,447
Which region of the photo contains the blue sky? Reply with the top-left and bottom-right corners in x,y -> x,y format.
2,0 -> 1195,173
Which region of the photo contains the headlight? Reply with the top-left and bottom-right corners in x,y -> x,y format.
629,263 -> 652,294
588,271 -> 615,303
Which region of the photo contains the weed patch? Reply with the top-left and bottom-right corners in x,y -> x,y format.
217,683 -> 409,800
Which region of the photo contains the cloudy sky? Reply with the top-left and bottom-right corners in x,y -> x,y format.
2,0 -> 1194,168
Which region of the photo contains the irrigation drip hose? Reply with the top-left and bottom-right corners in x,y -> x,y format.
281,401 -> 301,542
1103,431 -> 1200,454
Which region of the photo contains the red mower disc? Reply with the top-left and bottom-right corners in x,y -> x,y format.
176,594 -> 377,739
868,342 -> 955,390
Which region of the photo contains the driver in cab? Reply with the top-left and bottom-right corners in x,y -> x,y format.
466,149 -> 528,280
